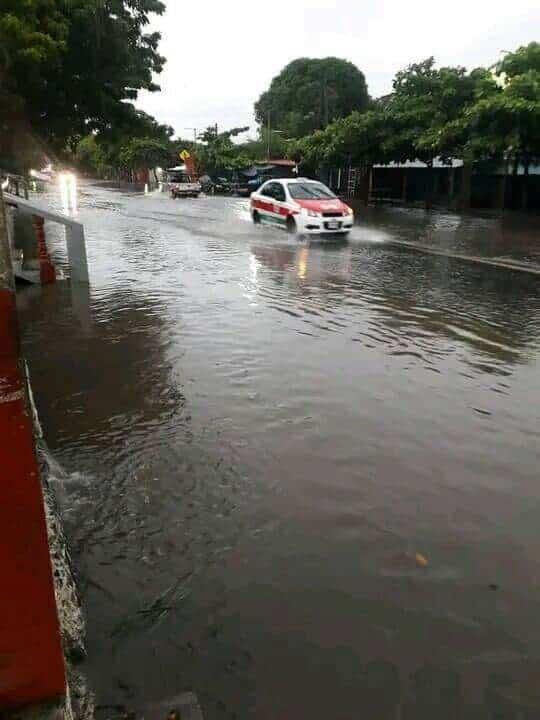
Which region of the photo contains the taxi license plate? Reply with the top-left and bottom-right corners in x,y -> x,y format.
326,220 -> 340,230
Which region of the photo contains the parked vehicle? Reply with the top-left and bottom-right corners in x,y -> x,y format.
231,179 -> 251,197
168,169 -> 201,198
214,177 -> 233,194
199,174 -> 214,193
250,179 -> 354,238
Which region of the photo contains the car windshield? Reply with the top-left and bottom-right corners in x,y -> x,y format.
287,182 -> 336,200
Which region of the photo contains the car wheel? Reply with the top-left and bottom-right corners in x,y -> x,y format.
286,216 -> 297,234
252,210 -> 261,224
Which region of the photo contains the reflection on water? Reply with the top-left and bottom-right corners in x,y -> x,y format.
360,206 -> 540,269
17,185 -> 540,719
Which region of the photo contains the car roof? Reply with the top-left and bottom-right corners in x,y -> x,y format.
286,178 -> 319,183
263,178 -> 319,185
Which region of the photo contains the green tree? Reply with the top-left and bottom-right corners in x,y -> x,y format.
0,0 -> 68,169
0,0 -> 166,168
291,109 -> 389,201
382,59 -> 486,163
73,105 -> 175,179
196,126 -> 251,175
381,58 -> 497,207
117,137 -> 172,181
255,57 -> 370,138
447,43 -> 540,208
498,41 -> 540,78
75,134 -> 108,175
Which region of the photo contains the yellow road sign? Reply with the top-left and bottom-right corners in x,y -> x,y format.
179,150 -> 191,161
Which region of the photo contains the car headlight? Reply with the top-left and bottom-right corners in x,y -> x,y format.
345,206 -> 354,216
302,208 -> 319,218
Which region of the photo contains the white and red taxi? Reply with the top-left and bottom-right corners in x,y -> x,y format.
250,178 -> 354,237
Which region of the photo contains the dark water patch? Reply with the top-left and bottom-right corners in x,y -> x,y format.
18,184 -> 540,719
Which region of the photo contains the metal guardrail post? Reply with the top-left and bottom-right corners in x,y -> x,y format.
66,222 -> 89,284
0,188 -> 14,292
3,194 -> 90,285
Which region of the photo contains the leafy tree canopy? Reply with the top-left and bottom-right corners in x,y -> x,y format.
117,137 -> 172,170
382,58 -> 497,165
196,126 -> 251,174
255,57 -> 370,138
437,43 -> 540,165
497,41 -> 540,78
0,0 -> 166,168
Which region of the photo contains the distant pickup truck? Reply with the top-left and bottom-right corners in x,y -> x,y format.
169,172 -> 202,199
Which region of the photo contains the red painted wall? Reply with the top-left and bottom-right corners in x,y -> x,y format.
0,288 -> 66,709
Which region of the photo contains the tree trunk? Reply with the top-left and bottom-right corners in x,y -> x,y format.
495,160 -> 508,213
401,171 -> 408,203
521,158 -> 529,211
425,160 -> 434,210
459,161 -> 472,210
448,167 -> 455,207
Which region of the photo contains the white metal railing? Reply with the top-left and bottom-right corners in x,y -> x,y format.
3,192 -> 89,284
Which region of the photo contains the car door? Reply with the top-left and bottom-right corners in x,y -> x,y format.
270,182 -> 289,225
254,182 -> 278,222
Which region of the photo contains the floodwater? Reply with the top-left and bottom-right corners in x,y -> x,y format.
17,184 -> 540,719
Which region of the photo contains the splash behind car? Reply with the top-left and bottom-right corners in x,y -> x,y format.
250,179 -> 354,237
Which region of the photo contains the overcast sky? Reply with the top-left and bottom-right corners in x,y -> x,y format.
138,0 -> 540,141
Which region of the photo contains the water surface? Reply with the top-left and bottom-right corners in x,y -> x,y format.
18,185 -> 540,719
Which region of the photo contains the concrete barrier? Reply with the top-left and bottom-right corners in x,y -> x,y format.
0,189 -> 66,710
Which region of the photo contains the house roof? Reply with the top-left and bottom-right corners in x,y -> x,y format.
374,159 -> 464,169
255,159 -> 296,167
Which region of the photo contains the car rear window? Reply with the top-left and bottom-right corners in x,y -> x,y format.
288,183 -> 336,200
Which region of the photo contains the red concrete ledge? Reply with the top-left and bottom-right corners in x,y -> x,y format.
0,287 -> 66,709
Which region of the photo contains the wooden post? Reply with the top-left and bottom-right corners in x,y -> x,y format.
368,167 -> 373,202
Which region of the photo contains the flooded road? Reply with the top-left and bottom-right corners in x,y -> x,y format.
18,185 -> 540,719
